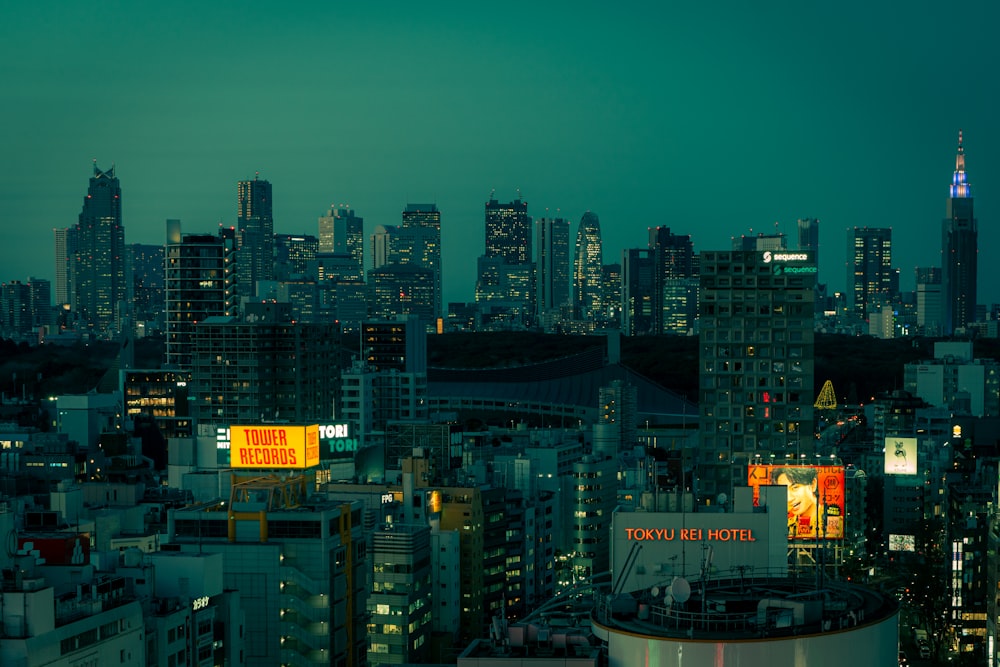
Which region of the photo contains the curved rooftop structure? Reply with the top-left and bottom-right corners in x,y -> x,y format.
592,571 -> 899,666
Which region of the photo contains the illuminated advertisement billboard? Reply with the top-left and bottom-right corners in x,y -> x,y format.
229,425 -> 320,469
888,534 -> 916,552
884,437 -> 918,475
748,464 -> 845,540
317,423 -> 359,460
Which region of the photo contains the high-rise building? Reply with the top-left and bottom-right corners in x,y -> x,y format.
478,196 -> 533,326
942,130 -> 978,334
649,226 -> 696,334
849,227 -> 894,320
698,249 -> 816,503
72,162 -> 125,337
53,227 -> 74,307
797,218 -> 820,273
533,217 -> 570,319
169,491 -> 367,667
318,206 -> 364,273
368,523 -> 433,665
189,302 -> 340,428
236,175 -> 274,298
273,233 -> 318,279
621,248 -> 655,336
164,221 -> 237,369
367,264 -> 437,325
401,204 -> 443,319
573,211 -> 603,320
916,267 -> 944,336
127,242 -> 164,330
484,195 -> 530,264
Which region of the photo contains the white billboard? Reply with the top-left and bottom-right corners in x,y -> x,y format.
884,437 -> 917,475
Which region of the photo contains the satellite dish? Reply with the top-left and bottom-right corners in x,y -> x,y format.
671,577 -> 691,604
650,586 -> 661,599
717,492 -> 728,507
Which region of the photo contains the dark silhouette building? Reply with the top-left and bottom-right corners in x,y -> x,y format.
942,130 -> 978,334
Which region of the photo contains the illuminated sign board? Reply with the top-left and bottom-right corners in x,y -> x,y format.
748,465 -> 845,540
884,437 -> 918,475
888,534 -> 915,552
317,423 -> 359,459
762,251 -> 809,263
192,596 -> 210,611
624,527 -> 756,542
229,425 -> 320,469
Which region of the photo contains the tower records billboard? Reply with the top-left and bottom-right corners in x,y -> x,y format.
747,464 -> 845,540
884,437 -> 917,475
229,425 -> 320,469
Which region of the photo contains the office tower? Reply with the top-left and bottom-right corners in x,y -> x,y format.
916,267 -> 944,336
367,264 -> 437,325
318,206 -> 364,271
368,523 -> 433,665
572,211 -> 603,320
797,217 -> 820,272
849,227 -> 894,320
53,227 -> 73,306
621,248 -> 655,336
273,233 -> 318,279
236,174 -> 274,298
942,130 -> 978,334
649,226 -> 696,334
401,204 -> 443,318
72,162 -> 125,337
28,277 -> 52,330
189,303 -> 339,428
164,221 -> 237,369
484,195 -> 530,264
602,262 -> 623,326
127,242 -> 164,329
698,249 -> 816,504
534,217 -> 570,319
478,196 -> 533,325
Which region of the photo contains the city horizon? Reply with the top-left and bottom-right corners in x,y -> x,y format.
3,3 -> 999,306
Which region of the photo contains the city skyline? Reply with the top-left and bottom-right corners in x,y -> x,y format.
4,2 -> 1000,306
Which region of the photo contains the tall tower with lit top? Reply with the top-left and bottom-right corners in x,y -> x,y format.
942,130 -> 978,334
73,161 -> 125,337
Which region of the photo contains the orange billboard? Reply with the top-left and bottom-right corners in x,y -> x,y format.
747,464 -> 844,540
230,425 -> 320,469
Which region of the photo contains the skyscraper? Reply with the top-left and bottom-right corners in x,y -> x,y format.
573,211 -> 603,320
942,130 -> 978,334
484,195 -> 530,264
649,226 -> 696,334
72,162 -> 125,337
621,248 -> 655,336
236,175 -> 274,298
533,217 -> 570,320
318,206 -> 364,273
849,227 -> 894,320
165,221 -> 237,369
916,267 -> 944,336
698,249 -> 816,504
477,195 -> 533,326
401,204 -> 442,319
797,218 -> 820,274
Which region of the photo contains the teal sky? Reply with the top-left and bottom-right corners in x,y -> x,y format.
3,1 -> 999,306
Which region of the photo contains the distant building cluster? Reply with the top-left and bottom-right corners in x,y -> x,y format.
1,131 -> 999,666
